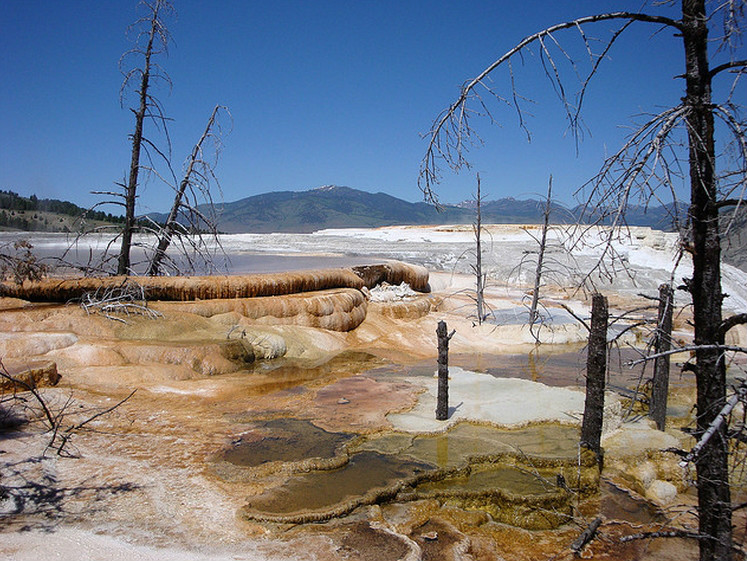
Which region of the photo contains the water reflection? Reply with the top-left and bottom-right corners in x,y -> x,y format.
238,351 -> 386,396
220,418 -> 354,467
354,423 -> 580,469
417,465 -> 554,496
245,451 -> 432,516
441,347 -> 649,389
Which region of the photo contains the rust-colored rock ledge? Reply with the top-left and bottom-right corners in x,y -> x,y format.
0,261 -> 430,302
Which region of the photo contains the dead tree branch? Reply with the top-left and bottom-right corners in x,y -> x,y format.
0,360 -> 136,457
678,380 -> 747,468
79,280 -> 162,323
419,11 -> 681,203
0,360 -> 56,432
570,516 -> 603,554
51,390 -> 137,457
117,0 -> 175,275
146,104 -> 229,276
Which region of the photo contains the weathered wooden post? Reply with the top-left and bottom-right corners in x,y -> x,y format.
581,293 -> 608,462
650,283 -> 674,430
436,320 -> 454,420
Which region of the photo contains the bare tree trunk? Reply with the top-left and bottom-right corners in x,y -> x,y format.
436,320 -> 453,421
682,2 -> 732,558
147,105 -> 220,276
118,1 -> 163,275
529,176 -> 552,341
581,293 -> 607,463
474,174 -> 485,324
650,283 -> 674,430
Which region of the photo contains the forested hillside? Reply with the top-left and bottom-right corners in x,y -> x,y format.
0,190 -> 124,232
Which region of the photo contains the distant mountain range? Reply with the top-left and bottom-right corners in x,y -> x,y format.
722,207 -> 747,271
4,184 -> 746,271
167,185 -> 683,234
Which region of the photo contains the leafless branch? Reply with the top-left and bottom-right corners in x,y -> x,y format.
629,344 -> 747,366
0,360 -> 136,458
618,529 -> 705,543
52,390 -> 137,456
720,313 -> 747,337
79,280 -> 162,323
710,59 -> 747,77
0,360 -> 56,431
558,302 -> 591,332
419,11 -> 681,203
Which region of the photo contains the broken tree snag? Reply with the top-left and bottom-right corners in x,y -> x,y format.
581,293 -> 608,463
436,320 -> 455,420
650,283 -> 674,431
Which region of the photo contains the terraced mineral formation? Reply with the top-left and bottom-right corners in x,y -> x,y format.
230,419 -> 599,530
152,288 -> 369,332
0,261 -> 430,302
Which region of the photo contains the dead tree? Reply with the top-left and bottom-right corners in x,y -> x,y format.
116,0 -> 174,275
419,3 -> 746,558
472,174 -> 486,324
528,177 -> 553,328
511,178 -> 580,343
523,176 -> 560,343
581,293 -> 608,463
85,1 -> 226,277
650,283 -> 674,430
146,105 -> 228,276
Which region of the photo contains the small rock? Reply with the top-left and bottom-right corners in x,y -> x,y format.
632,461 -> 657,490
337,397 -> 350,405
646,479 -> 678,505
0,358 -> 60,391
422,531 -> 438,541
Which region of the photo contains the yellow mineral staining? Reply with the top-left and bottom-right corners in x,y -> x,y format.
234,422 -> 599,531
0,358 -> 60,390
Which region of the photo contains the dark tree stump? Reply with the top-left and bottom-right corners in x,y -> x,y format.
436,320 -> 452,420
581,293 -> 608,463
650,283 -> 674,431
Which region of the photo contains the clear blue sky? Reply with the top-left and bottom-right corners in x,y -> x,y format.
1,1 -> 743,214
